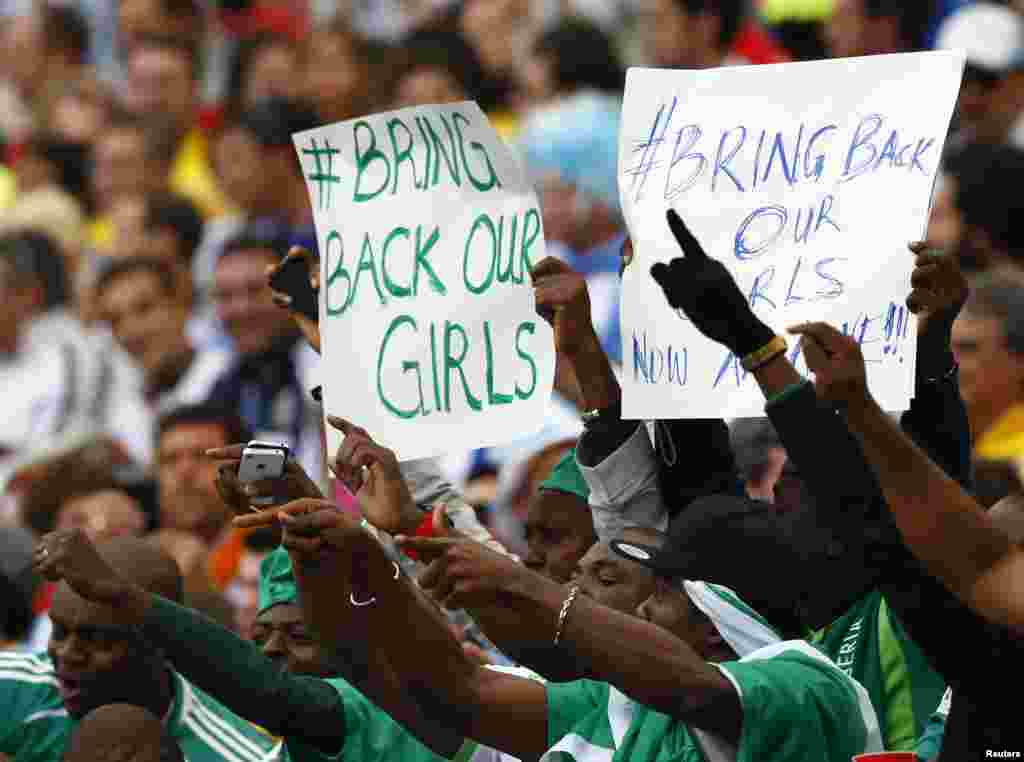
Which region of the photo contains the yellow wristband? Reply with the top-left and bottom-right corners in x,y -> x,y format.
741,336 -> 787,372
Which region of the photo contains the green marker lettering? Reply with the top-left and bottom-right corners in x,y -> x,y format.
483,321 -> 513,405
519,208 -> 541,283
429,322 -> 442,412
444,321 -> 481,412
382,226 -> 412,297
463,213 -> 496,295
387,118 -> 421,193
324,231 -> 349,316
496,213 -> 519,283
413,225 -> 446,296
415,117 -> 434,190
515,321 -> 538,400
452,112 -> 501,192
353,121 -> 390,203
350,233 -> 387,309
377,315 -> 422,419
424,114 -> 462,187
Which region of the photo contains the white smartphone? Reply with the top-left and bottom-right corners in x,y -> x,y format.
238,440 -> 289,507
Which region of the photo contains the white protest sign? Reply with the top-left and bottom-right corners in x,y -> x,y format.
618,52 -> 964,419
294,102 -> 555,461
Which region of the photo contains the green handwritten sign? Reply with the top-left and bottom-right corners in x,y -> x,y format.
294,102 -> 555,461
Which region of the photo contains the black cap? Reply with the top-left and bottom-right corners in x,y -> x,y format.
609,494 -> 884,636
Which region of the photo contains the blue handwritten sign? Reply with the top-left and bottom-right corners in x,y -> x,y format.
618,53 -> 964,419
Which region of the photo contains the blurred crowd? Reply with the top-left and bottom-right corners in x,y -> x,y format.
3,1 -> 1024,761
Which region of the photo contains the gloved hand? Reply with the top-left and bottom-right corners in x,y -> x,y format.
650,209 -> 776,358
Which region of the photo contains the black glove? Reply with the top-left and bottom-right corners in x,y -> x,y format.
650,209 -> 775,358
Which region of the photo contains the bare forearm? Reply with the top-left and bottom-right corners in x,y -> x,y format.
752,353 -> 804,398
845,395 -> 1012,592
569,333 -> 620,411
293,552 -> 463,756
511,575 -> 738,735
332,535 -> 482,720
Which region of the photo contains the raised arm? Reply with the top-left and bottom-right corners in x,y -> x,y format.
268,506 -> 551,761
274,503 -> 464,757
532,256 -> 736,539
32,529 -> 346,752
788,321 -> 1024,632
400,534 -> 741,743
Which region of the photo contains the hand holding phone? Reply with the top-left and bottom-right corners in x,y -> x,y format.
268,249 -> 318,323
238,441 -> 290,506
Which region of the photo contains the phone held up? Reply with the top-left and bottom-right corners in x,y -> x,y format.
238,440 -> 290,507
269,256 -> 319,323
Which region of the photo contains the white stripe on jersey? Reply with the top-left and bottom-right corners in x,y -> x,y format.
178,675 -> 273,762
0,653 -> 54,674
179,677 -> 247,762
26,709 -> 69,723
183,714 -> 250,762
190,699 -> 269,760
0,669 -> 60,688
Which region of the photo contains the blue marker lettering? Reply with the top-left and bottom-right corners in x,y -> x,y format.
712,126 -> 747,193
910,138 -> 935,175
804,125 -> 837,181
749,266 -> 777,310
664,124 -> 704,200
734,205 -> 787,260
842,114 -> 884,182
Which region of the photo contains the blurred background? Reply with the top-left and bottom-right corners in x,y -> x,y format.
4,0 -> 1024,648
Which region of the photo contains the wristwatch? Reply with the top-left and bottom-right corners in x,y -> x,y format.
581,399 -> 622,428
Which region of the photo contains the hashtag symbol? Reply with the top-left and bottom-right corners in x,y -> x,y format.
302,138 -> 341,211
625,97 -> 676,203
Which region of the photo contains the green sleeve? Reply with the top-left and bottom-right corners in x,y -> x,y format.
544,680 -> 609,750
144,596 -> 345,752
293,679 -> 444,762
719,646 -> 874,762
0,652 -> 62,755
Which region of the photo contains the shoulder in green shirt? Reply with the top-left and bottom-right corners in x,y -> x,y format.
544,641 -> 880,762
810,592 -> 945,751
0,651 -> 282,762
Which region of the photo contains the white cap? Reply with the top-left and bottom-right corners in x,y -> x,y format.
937,3 -> 1024,74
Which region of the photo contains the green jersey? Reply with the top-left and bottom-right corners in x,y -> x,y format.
810,592 -> 945,752
544,641 -> 881,762
0,651 -> 283,762
283,667 -> 542,762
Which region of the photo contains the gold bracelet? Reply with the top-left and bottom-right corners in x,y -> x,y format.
553,584 -> 581,645
741,336 -> 787,372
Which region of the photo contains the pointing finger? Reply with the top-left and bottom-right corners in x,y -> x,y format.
666,209 -> 707,260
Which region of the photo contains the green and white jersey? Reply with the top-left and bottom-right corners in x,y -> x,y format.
543,641 -> 882,762
0,651 -> 283,762
283,665 -> 543,762
810,591 -> 945,752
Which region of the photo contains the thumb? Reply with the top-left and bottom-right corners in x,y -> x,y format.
650,262 -> 673,291
666,209 -> 708,260
327,415 -> 354,436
